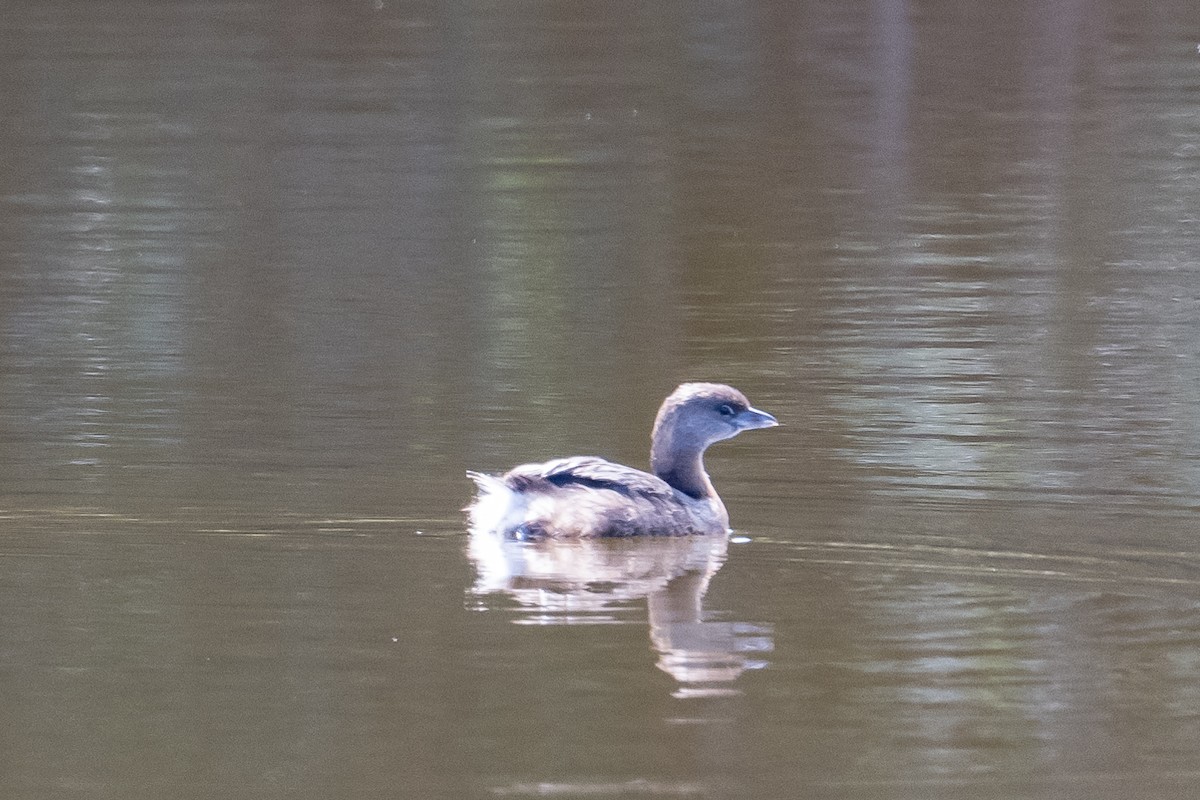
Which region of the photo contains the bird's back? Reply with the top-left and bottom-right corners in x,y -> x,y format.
467,456 -> 727,539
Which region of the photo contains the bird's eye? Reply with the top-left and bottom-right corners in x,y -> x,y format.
717,403 -> 736,417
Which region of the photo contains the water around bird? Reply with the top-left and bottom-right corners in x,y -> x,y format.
2,1 -> 1199,798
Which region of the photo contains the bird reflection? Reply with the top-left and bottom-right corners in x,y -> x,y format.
466,529 -> 772,697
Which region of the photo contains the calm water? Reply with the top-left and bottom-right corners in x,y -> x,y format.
2,1 -> 1200,798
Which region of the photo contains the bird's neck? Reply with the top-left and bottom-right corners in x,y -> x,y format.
651,431 -> 714,500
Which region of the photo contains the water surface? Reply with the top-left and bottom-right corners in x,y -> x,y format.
2,1 -> 1200,798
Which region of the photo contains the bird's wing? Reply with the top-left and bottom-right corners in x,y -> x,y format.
503,456 -> 677,500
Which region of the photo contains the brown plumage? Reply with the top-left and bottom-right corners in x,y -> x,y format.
467,383 -> 777,539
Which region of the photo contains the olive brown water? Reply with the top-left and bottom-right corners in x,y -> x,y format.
2,2 -> 1199,798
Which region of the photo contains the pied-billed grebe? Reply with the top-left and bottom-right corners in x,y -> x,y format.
467,383 -> 777,539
